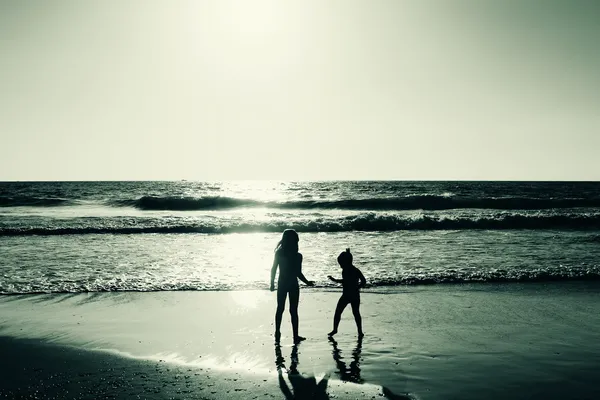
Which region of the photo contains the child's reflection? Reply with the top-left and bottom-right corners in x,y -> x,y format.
328,336 -> 363,384
275,343 -> 329,400
275,343 -> 299,375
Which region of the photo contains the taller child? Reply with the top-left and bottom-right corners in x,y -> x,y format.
270,229 -> 314,343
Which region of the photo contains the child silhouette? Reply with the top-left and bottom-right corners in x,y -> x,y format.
327,248 -> 366,337
270,229 -> 315,343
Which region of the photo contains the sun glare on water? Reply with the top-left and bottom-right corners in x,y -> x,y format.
219,180 -> 290,202
210,232 -> 275,288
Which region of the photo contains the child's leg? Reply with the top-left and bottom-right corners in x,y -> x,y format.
329,296 -> 349,336
275,287 -> 288,339
350,298 -> 363,336
288,286 -> 304,342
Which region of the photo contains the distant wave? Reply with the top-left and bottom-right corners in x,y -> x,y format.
2,270 -> 599,294
110,195 -> 600,211
0,196 -> 73,207
3,213 -> 600,236
3,194 -> 600,211
110,196 -> 262,210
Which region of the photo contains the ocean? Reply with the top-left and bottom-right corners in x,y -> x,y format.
1,180 -> 600,294
2,180 -> 600,399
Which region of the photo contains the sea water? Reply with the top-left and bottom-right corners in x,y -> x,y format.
1,181 -> 600,294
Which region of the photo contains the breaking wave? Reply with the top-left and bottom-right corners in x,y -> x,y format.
2,213 -> 600,236
110,195 -> 600,211
0,197 -> 74,207
2,269 -> 599,294
5,193 -> 600,211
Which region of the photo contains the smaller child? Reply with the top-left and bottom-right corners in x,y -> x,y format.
327,248 -> 366,337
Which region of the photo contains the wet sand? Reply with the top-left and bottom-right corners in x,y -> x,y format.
1,283 -> 600,399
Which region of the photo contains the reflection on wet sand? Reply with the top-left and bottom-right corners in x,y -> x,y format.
274,339 -> 414,400
329,336 -> 363,384
275,343 -> 329,400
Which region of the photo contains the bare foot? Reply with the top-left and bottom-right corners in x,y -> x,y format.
293,336 -> 306,343
328,330 -> 337,337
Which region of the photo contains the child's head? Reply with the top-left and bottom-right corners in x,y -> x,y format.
337,248 -> 353,268
276,229 -> 299,254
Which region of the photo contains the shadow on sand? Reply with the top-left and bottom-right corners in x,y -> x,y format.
329,336 -> 363,384
276,342 -> 330,400
275,339 -> 414,400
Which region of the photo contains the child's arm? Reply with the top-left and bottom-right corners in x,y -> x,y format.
297,254 -> 315,286
357,268 -> 367,288
327,275 -> 343,284
270,253 -> 279,291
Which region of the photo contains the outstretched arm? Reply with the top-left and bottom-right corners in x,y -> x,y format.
358,268 -> 367,288
327,275 -> 343,284
296,254 -> 314,286
270,254 -> 278,291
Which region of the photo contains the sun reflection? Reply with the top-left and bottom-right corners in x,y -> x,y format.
212,233 -> 273,287
220,180 -> 289,202
137,351 -> 270,375
230,290 -> 269,310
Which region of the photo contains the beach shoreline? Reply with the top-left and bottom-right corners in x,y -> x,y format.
1,283 -> 600,399
1,335 -> 415,400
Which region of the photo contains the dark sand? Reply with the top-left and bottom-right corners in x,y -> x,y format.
0,335 -> 411,400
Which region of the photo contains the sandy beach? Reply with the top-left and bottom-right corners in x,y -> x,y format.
3,0 -> 600,394
1,282 -> 600,399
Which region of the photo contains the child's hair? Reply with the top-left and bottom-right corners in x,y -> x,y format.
337,248 -> 353,266
275,229 -> 299,254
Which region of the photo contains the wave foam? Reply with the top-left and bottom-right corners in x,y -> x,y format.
110,195 -> 600,211
2,213 -> 600,236
2,270 -> 599,294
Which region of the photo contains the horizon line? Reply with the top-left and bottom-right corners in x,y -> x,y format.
2,179 -> 600,183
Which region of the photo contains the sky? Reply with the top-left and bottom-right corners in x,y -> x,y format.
1,0 -> 599,181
